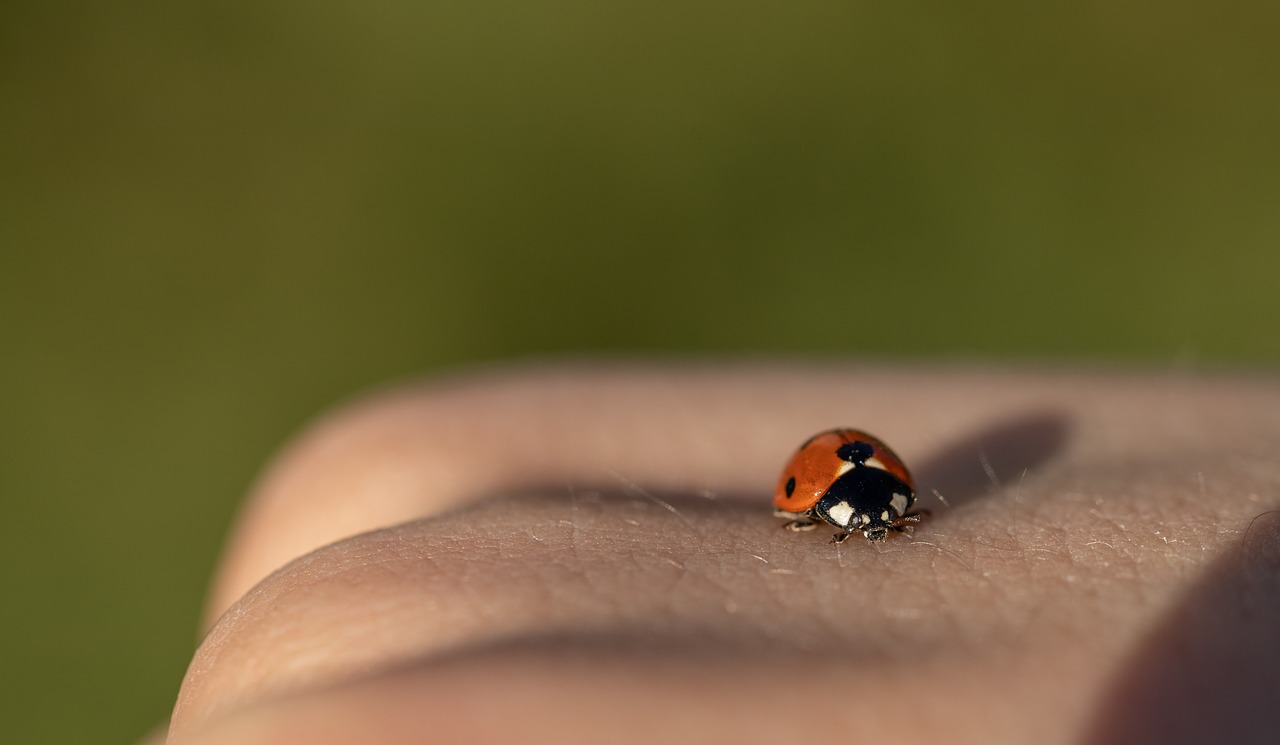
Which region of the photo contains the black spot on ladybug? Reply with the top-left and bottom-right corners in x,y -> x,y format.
785,476 -> 796,497
837,441 -> 875,464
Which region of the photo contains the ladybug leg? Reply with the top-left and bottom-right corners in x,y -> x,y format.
781,519 -> 818,532
829,531 -> 855,545
774,508 -> 818,531
891,509 -> 931,535
902,509 -> 931,523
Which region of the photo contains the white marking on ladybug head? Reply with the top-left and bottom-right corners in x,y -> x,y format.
890,493 -> 909,516
880,510 -> 891,522
834,460 -> 856,478
827,500 -> 855,527
864,456 -> 886,470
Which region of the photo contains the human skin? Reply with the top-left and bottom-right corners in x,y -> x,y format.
165,363 -> 1280,745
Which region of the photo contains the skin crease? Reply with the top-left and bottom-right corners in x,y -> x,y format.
167,363 -> 1280,745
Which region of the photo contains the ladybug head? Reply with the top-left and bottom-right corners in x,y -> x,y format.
813,493 -> 903,542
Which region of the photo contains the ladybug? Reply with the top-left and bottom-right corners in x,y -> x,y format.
774,428 -> 927,543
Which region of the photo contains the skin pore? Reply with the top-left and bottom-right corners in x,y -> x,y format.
165,363 -> 1280,745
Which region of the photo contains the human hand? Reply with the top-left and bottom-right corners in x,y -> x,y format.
165,363 -> 1280,744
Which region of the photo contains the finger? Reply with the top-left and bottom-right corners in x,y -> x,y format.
175,364 -> 1280,744
180,486 -> 1106,742
176,635 -> 1032,745
209,362 -> 1059,623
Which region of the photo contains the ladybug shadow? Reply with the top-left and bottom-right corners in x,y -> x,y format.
912,410 -> 1071,511
1082,511 -> 1280,745
450,409 -> 1072,533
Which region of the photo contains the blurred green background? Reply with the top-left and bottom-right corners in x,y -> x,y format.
2,0 -> 1278,742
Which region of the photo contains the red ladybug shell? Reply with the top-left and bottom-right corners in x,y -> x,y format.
773,428 -> 914,513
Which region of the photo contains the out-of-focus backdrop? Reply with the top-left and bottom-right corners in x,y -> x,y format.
2,1 -> 1278,742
